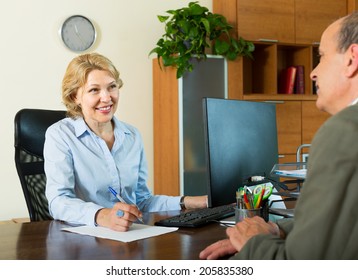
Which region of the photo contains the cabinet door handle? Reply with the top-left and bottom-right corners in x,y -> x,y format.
278,155 -> 285,158
263,100 -> 285,104
258,38 -> 279,43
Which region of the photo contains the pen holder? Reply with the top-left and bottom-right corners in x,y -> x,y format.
235,207 -> 262,223
235,199 -> 269,223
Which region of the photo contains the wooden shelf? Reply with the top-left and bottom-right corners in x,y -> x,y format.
240,42 -> 317,96
243,94 -> 318,101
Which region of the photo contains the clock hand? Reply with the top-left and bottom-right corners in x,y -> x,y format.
74,25 -> 85,46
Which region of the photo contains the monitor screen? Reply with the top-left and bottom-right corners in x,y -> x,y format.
203,98 -> 278,207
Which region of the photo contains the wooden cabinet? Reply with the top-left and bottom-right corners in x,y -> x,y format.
236,0 -> 295,43
276,101 -> 302,155
302,101 -> 331,144
295,0 -> 347,44
348,0 -> 358,12
239,42 -> 315,96
275,100 -> 330,161
218,0 -> 347,44
153,62 -> 179,196
215,0 -> 347,97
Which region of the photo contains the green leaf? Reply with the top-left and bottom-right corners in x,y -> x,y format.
148,47 -> 160,57
162,56 -> 176,67
189,2 -> 207,15
200,18 -> 210,35
189,26 -> 199,39
158,15 -> 169,23
247,41 -> 255,52
178,19 -> 190,34
226,51 -> 238,61
214,40 -> 230,55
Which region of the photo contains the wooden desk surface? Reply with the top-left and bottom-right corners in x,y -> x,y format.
0,211 -> 229,260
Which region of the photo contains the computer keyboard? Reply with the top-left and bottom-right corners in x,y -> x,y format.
155,204 -> 235,227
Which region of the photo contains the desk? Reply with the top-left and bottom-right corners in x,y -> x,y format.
0,211 -> 228,260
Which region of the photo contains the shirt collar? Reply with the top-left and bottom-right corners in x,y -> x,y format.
72,116 -> 131,137
73,117 -> 87,137
351,97 -> 358,106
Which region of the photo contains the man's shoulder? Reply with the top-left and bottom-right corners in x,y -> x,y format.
319,104 -> 358,133
311,104 -> 358,154
336,103 -> 358,120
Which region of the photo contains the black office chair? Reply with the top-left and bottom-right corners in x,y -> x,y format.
14,108 -> 67,222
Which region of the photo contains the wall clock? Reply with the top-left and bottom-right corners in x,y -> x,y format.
60,15 -> 96,52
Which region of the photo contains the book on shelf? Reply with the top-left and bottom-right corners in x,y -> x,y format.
279,66 -> 296,94
294,65 -> 305,94
279,65 -> 305,94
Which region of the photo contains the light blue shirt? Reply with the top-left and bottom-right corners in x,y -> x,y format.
44,116 -> 180,226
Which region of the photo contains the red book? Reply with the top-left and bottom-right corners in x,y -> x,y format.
279,66 -> 297,94
294,65 -> 305,94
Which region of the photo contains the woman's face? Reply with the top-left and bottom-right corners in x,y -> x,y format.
75,69 -> 119,128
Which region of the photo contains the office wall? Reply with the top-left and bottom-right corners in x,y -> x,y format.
0,0 -> 212,221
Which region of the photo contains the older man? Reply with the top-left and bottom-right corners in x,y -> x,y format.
200,11 -> 358,260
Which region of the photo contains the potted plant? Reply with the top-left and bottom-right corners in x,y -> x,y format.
149,1 -> 255,78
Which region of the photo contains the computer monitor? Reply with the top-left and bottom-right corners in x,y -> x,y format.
203,98 -> 278,207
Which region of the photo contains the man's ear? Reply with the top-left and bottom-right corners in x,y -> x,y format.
346,44 -> 358,77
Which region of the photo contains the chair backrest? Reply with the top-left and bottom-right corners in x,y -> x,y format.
14,108 -> 67,222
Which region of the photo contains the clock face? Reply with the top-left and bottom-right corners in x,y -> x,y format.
60,15 -> 96,52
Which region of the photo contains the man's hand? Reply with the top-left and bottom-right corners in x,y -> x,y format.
227,216 -> 280,251
199,216 -> 280,259
199,239 -> 237,260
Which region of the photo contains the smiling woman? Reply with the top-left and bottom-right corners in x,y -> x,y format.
61,53 -> 123,119
74,69 -> 120,140
43,53 -> 208,232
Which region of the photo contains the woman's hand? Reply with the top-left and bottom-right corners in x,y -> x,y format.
95,202 -> 143,232
184,195 -> 208,209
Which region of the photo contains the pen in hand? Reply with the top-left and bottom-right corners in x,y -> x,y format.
108,186 -> 144,223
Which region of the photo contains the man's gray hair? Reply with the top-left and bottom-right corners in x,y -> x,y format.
338,11 -> 358,52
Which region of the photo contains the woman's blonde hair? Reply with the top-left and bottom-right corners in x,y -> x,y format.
62,53 -> 123,118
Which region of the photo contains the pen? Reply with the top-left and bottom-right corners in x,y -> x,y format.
243,192 -> 251,209
108,186 -> 144,223
255,187 -> 265,209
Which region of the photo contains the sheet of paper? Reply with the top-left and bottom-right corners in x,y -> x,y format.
61,223 -> 178,243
